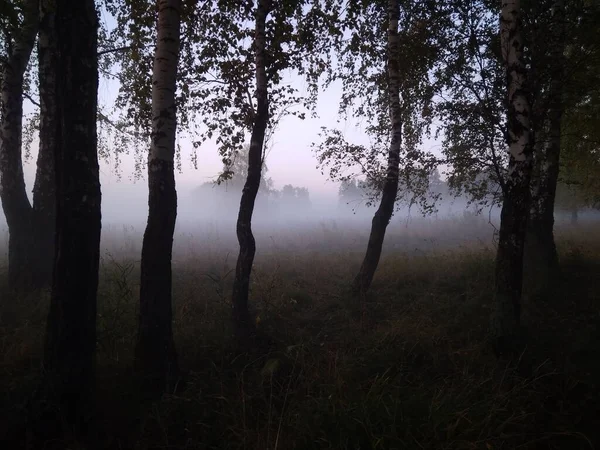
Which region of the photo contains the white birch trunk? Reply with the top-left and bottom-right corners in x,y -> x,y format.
136,0 -> 182,390
492,0 -> 534,354
150,0 -> 180,164
352,0 -> 402,294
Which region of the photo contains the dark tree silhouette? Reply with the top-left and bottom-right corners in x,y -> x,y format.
0,0 -> 38,290
43,0 -> 102,431
231,0 -> 270,342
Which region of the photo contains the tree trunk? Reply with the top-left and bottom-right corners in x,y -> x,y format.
135,0 -> 181,392
31,0 -> 58,289
492,0 -> 534,355
525,136 -> 560,298
0,0 -> 38,290
231,0 -> 270,343
524,0 -> 565,300
43,0 -> 101,432
352,0 -> 402,295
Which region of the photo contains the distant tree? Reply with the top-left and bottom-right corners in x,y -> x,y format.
338,178 -> 363,210
280,184 -> 312,209
43,0 -> 101,431
427,168 -> 449,202
554,182 -> 593,222
206,145 -> 275,195
135,0 -> 181,392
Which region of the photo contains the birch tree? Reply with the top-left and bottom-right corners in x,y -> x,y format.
107,0 -> 332,343
43,0 -> 101,431
351,0 -> 403,294
31,0 -> 58,288
134,0 -> 181,391
231,0 -> 270,341
437,0 -> 600,306
0,0 -> 38,289
491,0 -> 533,354
0,0 -> 62,291
525,0 -> 600,296
314,0 -> 446,295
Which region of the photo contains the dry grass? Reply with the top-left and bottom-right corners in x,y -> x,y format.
0,217 -> 599,449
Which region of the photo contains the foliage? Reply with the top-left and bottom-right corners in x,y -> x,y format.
279,184 -> 311,209
434,0 -> 505,209
105,0 -> 334,181
558,1 -> 600,209
194,144 -> 275,197
436,0 -> 600,209
313,0 -> 449,215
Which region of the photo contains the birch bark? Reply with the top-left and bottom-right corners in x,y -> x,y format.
231,0 -> 270,343
135,0 -> 181,392
492,0 -> 534,354
352,0 -> 402,294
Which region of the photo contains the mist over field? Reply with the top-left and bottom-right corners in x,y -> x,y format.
2,176 -> 596,268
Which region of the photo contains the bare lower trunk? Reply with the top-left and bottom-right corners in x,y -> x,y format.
136,159 -> 179,390
231,0 -> 270,343
352,183 -> 398,294
525,129 -> 561,297
492,0 -> 533,355
0,0 -> 38,290
135,0 -> 181,392
43,0 -> 101,433
352,0 -> 402,295
493,187 -> 530,353
31,0 -> 58,288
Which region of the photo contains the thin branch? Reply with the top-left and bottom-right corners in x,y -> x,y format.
97,45 -> 132,57
97,110 -> 147,140
23,92 -> 40,107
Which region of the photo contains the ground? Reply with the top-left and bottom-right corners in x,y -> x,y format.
0,216 -> 599,449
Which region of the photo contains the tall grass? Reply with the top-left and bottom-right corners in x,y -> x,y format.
1,217 -> 599,449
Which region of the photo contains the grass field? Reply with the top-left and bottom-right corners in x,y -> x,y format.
1,216 -> 599,449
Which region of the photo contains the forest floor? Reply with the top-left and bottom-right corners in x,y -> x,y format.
1,218 -> 599,449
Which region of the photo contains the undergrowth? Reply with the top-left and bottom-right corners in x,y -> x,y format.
0,220 -> 599,449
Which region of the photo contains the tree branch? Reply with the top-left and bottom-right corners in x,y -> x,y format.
23,92 -> 40,107
97,45 -> 132,56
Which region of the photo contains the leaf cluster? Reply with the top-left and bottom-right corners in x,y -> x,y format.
313,0 -> 449,214
105,0 -> 334,180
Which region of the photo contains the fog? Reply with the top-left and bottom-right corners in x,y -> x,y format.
2,174 -> 599,268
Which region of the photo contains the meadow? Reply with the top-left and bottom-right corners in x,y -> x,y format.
1,214 -> 599,449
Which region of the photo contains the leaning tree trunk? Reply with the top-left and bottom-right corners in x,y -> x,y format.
492,0 -> 534,355
231,0 -> 270,342
0,0 -> 38,290
43,0 -> 101,432
31,0 -> 58,289
135,0 -> 181,392
351,0 -> 402,295
524,0 -> 565,300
